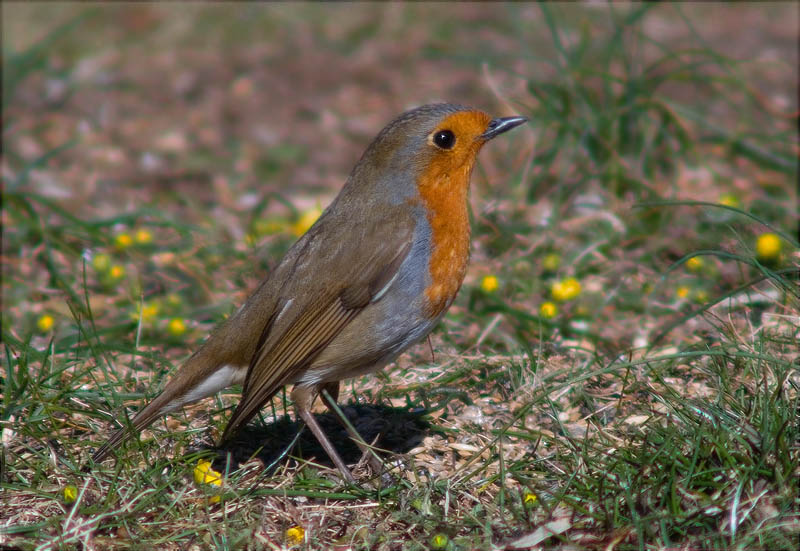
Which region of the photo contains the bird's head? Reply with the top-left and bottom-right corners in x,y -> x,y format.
348,103 -> 527,203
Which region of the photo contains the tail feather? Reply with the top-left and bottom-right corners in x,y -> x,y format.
90,360 -> 246,465
91,390 -> 182,464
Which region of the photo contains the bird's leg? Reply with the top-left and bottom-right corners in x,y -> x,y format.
290,385 -> 355,483
319,382 -> 387,478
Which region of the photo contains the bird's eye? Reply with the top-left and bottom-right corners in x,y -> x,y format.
432,130 -> 456,150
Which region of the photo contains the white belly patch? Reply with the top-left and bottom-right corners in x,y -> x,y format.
180,364 -> 247,405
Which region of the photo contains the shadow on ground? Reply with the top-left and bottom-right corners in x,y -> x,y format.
207,403 -> 431,472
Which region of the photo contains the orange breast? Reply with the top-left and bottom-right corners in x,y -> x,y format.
417,156 -> 474,317
414,110 -> 491,317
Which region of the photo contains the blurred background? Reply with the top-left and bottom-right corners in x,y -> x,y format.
4,3 -> 795,211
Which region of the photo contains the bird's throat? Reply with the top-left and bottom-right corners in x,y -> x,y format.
417,162 -> 473,317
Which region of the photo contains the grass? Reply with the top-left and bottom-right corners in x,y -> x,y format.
2,3 -> 799,550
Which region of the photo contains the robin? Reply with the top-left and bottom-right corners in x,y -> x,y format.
92,103 -> 527,482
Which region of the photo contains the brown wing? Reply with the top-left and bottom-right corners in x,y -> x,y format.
219,216 -> 414,444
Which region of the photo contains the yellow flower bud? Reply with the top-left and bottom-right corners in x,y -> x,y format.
430,533 -> 448,550
114,233 -> 133,250
167,318 -> 186,336
755,233 -> 782,264
685,256 -> 703,272
551,277 -> 581,302
37,314 -> 55,333
63,485 -> 78,504
718,193 -> 740,208
193,459 -> 222,486
108,264 -> 126,280
286,526 -> 305,544
539,301 -> 557,319
131,302 -> 160,323
480,275 -> 499,293
134,229 -> 153,245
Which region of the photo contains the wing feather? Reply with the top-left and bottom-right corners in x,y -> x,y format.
219,217 -> 415,444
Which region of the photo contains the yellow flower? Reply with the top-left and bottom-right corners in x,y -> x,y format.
108,264 -> 126,280
430,533 -> 448,550
134,229 -> 153,245
551,277 -> 581,302
131,301 -> 160,323
539,301 -> 557,319
718,193 -> 740,208
194,459 -> 222,486
167,318 -> 186,336
524,491 -> 538,505
542,253 -> 560,272
114,232 -> 133,250
286,526 -> 305,545
63,485 -> 78,504
37,314 -> 55,332
166,293 -> 182,308
143,303 -> 159,320
291,205 -> 322,237
92,253 -> 111,272
480,275 -> 499,293
676,285 -> 690,299
755,233 -> 782,264
685,256 -> 703,272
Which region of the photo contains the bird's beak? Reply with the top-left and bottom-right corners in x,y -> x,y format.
480,116 -> 528,140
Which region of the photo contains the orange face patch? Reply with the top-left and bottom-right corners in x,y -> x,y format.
416,110 -> 492,316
